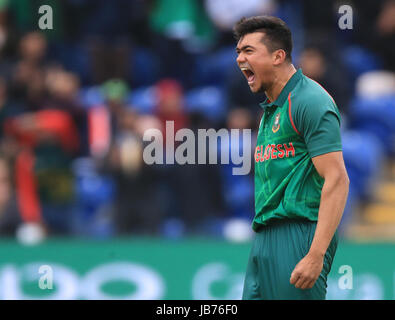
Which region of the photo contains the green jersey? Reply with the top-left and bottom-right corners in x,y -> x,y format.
253,69 -> 342,231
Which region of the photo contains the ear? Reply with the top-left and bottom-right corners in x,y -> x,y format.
272,49 -> 287,66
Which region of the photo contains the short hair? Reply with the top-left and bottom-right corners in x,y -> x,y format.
233,16 -> 293,62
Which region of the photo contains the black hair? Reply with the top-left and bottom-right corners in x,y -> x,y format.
233,16 -> 293,62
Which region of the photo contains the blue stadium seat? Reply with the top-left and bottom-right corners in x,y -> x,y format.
78,86 -> 105,109
72,158 -> 115,207
341,45 -> 382,80
193,46 -> 238,87
126,86 -> 157,114
222,171 -> 254,219
129,47 -> 161,87
71,158 -> 116,237
160,218 -> 186,239
184,86 -> 227,122
348,94 -> 395,156
217,136 -> 254,219
342,130 -> 384,200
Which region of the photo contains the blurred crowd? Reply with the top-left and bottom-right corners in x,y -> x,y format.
0,0 -> 394,241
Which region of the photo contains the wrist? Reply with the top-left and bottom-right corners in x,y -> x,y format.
308,247 -> 326,259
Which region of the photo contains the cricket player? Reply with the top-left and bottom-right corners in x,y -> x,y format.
234,16 -> 350,299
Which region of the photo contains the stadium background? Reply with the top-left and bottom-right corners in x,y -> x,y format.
0,0 -> 394,299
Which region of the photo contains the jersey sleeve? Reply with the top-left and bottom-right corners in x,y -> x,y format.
292,98 -> 342,158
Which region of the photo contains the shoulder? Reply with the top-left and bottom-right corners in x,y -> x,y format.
290,75 -> 340,121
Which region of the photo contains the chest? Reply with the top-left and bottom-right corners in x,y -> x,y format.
255,105 -> 303,164
258,105 -> 295,142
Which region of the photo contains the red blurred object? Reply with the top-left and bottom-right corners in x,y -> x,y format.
4,109 -> 80,154
154,79 -> 189,143
14,150 -> 42,223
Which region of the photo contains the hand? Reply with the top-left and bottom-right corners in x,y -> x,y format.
290,251 -> 324,289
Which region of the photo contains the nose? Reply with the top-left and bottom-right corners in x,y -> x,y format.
236,52 -> 246,65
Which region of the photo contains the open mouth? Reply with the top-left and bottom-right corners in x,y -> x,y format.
240,67 -> 255,85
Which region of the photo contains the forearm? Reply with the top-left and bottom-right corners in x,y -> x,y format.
308,174 -> 349,257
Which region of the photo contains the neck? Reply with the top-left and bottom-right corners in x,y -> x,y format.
265,64 -> 297,102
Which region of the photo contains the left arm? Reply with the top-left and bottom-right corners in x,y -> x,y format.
290,150 -> 349,289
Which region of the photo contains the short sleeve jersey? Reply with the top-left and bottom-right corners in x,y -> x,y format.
253,68 -> 342,231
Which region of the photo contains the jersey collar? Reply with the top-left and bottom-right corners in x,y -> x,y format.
259,68 -> 303,109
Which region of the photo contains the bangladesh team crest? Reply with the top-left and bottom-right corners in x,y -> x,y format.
272,113 -> 281,133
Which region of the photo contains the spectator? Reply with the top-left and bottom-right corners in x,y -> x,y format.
374,0 -> 395,70
351,0 -> 395,71
298,46 -> 352,115
154,78 -> 189,142
152,79 -> 225,233
9,31 -> 48,110
43,67 -> 88,155
96,79 -> 166,235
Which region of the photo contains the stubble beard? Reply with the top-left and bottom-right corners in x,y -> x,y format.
251,81 -> 268,94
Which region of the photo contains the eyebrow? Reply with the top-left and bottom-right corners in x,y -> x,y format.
236,45 -> 255,53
